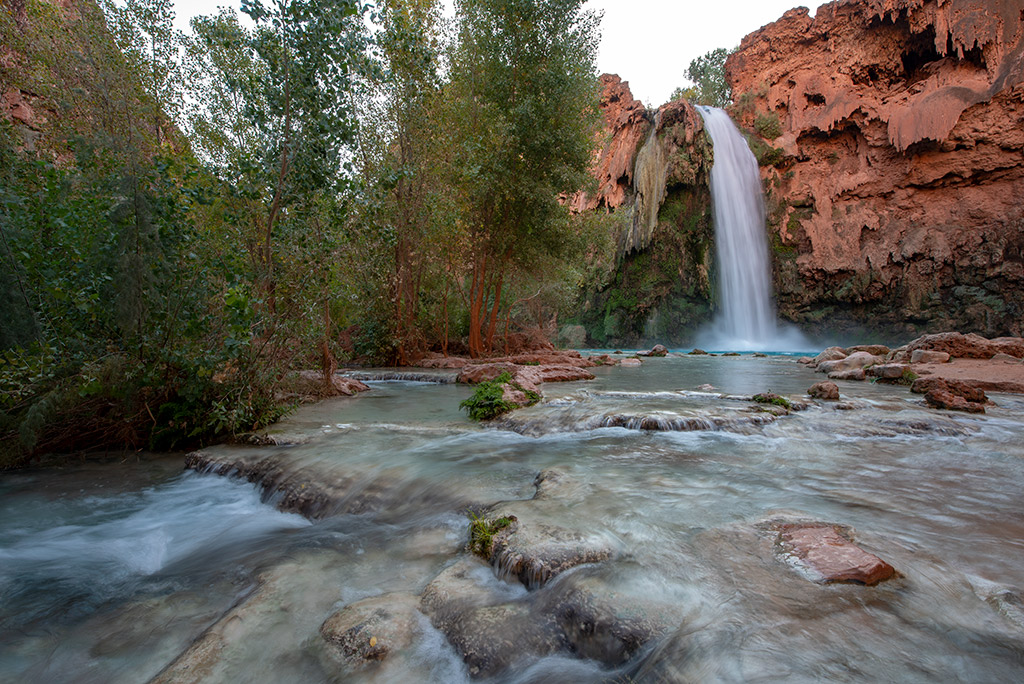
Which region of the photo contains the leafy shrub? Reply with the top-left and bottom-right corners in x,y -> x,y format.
754,112 -> 782,140
459,371 -> 539,421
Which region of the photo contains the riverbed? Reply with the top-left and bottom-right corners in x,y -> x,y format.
2,355 -> 1023,682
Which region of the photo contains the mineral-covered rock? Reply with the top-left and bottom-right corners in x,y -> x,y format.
727,0 -> 1024,339
319,594 -> 421,668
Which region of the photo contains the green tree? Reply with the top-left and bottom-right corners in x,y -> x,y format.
674,47 -> 731,108
445,0 -> 601,357
360,0 -> 446,364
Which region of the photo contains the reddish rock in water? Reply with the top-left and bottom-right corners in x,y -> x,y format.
911,376 -> 987,402
924,388 -> 986,413
777,523 -> 896,585
726,0 -> 1024,339
912,376 -> 988,412
808,381 -> 840,400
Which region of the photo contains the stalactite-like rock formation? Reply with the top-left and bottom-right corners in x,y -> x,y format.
727,0 -> 1024,339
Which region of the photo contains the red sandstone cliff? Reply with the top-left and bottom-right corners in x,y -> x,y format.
572,76 -> 715,345
726,0 -> 1024,338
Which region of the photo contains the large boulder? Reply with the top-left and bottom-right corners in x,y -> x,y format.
818,351 -> 883,374
812,347 -> 847,366
906,333 -> 1024,360
847,344 -> 890,357
865,363 -> 911,380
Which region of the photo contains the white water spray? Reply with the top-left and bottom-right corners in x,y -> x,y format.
697,106 -> 807,351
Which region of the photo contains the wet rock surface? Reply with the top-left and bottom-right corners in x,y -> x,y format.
912,377 -> 988,413
807,381 -> 840,400
319,593 -> 421,668
771,522 -> 896,585
184,450 -> 467,520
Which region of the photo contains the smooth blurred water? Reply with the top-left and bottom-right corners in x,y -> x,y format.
697,107 -> 811,352
2,356 -> 1023,682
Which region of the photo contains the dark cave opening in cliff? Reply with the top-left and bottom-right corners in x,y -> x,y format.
901,26 -> 988,80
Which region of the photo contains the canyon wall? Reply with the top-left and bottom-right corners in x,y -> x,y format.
727,0 -> 1024,339
571,75 -> 716,347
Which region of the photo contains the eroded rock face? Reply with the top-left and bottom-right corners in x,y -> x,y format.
573,77 -> 716,347
570,74 -> 650,214
727,0 -> 1024,339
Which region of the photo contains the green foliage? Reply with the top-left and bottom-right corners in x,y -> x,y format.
459,372 -> 539,421
680,48 -> 732,108
754,112 -> 782,140
753,392 -> 792,408
468,511 -> 515,557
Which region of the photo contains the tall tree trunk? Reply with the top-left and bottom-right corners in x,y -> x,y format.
484,268 -> 503,354
468,251 -> 487,358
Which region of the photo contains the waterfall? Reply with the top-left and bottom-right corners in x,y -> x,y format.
696,106 -> 807,351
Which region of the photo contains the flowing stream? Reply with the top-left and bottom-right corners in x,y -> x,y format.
2,357 -> 1024,682
697,107 -> 807,351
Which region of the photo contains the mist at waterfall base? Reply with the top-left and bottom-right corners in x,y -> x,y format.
695,107 -> 811,353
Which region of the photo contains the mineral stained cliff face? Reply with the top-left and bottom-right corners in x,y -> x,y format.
571,76 -> 716,346
727,0 -> 1024,338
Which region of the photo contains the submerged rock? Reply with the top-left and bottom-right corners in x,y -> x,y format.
541,572 -> 685,666
772,522 -> 896,585
485,514 -> 614,589
319,593 -> 421,668
688,348 -> 708,355
619,358 -> 642,367
420,559 -> 562,678
807,381 -> 839,400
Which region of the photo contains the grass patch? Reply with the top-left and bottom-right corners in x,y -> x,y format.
468,512 -> 516,557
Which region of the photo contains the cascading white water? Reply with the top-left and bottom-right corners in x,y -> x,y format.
697,106 -> 806,351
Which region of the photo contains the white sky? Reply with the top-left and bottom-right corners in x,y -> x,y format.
171,0 -> 816,107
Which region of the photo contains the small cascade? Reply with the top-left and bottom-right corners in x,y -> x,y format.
696,106 -> 807,351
